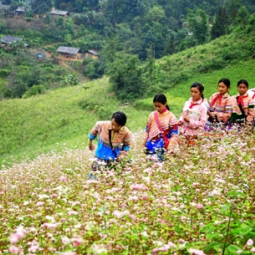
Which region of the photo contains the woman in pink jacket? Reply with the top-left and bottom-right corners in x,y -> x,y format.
178,82 -> 208,145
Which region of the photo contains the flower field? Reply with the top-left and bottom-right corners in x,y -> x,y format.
1,130 -> 255,255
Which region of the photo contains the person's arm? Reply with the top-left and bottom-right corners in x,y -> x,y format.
169,113 -> 178,136
88,122 -> 100,151
187,105 -> 208,128
142,114 -> 151,147
216,97 -> 233,122
246,98 -> 255,123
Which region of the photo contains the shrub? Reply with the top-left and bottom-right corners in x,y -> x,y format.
22,85 -> 46,98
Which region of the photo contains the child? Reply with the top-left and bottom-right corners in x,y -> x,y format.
142,94 -> 179,161
88,111 -> 132,175
178,82 -> 208,144
230,79 -> 255,126
205,78 -> 233,130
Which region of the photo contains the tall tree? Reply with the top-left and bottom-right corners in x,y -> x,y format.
211,6 -> 229,40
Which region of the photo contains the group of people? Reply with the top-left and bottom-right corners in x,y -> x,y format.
87,78 -> 255,172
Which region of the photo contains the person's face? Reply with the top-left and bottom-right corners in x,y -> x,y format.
218,82 -> 229,94
190,87 -> 202,102
238,83 -> 248,96
111,118 -> 123,132
154,102 -> 166,113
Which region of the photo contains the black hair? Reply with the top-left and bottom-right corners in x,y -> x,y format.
218,78 -> 231,88
153,93 -> 170,110
111,111 -> 127,126
237,79 -> 249,88
190,82 -> 204,99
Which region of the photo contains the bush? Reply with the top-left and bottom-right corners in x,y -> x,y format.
22,85 -> 46,98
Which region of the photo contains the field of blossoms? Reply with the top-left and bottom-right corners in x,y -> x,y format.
1,129 -> 255,255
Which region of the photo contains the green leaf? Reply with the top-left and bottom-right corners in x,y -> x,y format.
205,242 -> 221,253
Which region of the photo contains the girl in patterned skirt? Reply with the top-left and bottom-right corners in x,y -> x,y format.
142,94 -> 179,162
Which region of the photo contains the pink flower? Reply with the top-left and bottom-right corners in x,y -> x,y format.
16,226 -> 26,239
59,175 -> 67,182
246,239 -> 254,246
61,236 -> 71,245
237,250 -> 242,254
9,234 -> 19,244
43,223 -> 57,229
250,247 -> 255,252
196,204 -> 204,209
188,248 -> 206,255
9,245 -> 21,254
72,237 -> 83,247
36,201 -> 45,207
142,194 -> 148,200
130,184 -> 148,191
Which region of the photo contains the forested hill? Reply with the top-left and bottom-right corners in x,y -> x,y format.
0,0 -> 255,100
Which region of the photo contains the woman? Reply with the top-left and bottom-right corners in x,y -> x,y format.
178,82 -> 207,145
88,111 -> 132,175
205,78 -> 233,131
142,94 -> 179,161
230,79 -> 255,126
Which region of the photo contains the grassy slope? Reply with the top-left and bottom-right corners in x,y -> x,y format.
0,77 -> 150,168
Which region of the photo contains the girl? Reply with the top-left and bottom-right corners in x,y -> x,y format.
88,111 -> 132,174
178,82 -> 208,144
230,79 -> 255,126
142,94 -> 179,161
205,78 -> 233,130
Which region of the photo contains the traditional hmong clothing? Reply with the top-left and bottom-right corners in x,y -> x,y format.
144,109 -> 179,161
230,93 -> 255,124
248,88 -> 255,99
88,121 -> 132,161
179,98 -> 208,137
204,92 -> 233,131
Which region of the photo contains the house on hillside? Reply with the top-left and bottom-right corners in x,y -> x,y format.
86,50 -> 99,60
0,2 -> 10,13
57,46 -> 81,59
50,10 -> 69,17
15,6 -> 29,15
0,35 -> 28,48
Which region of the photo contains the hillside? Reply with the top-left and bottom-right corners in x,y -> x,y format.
1,53 -> 255,168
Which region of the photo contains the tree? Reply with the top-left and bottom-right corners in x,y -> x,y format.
187,9 -> 208,45
211,6 -> 229,40
107,53 -> 145,101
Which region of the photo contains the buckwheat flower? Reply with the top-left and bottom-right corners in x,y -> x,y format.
9,245 -> 20,254
59,175 -> 68,182
71,237 -> 83,247
142,194 -> 148,200
193,182 -> 200,187
61,236 -> 71,245
68,210 -> 78,216
250,247 -> 255,252
60,252 -> 76,255
246,239 -> 254,246
43,223 -> 57,230
188,248 -> 206,255
9,234 -> 19,244
196,204 -> 204,209
16,226 -> 26,239
36,201 -> 45,207
130,184 -> 148,191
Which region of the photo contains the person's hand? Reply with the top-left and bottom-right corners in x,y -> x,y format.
208,111 -> 216,117
88,140 -> 95,151
183,115 -> 190,123
119,151 -> 127,157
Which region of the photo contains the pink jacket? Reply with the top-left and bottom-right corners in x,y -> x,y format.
179,98 -> 208,136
